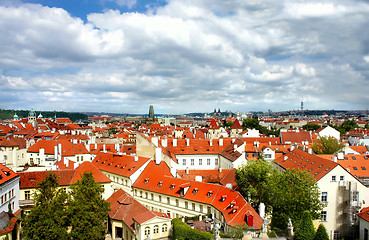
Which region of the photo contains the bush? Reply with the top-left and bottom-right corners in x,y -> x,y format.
314,224 -> 329,240
294,211 -> 315,240
268,230 -> 277,238
219,225 -> 244,239
171,218 -> 213,240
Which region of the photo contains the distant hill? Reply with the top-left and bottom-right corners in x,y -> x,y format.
0,109 -> 88,122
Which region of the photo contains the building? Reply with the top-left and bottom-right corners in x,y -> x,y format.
107,189 -> 171,240
274,149 -> 369,239
0,163 -> 20,214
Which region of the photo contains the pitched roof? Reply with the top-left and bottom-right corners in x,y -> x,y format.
0,163 -> 19,186
133,161 -> 262,228
219,139 -> 244,161
280,130 -> 312,144
319,154 -> 369,178
357,207 -> 369,222
177,169 -> 233,183
27,140 -> 88,156
0,137 -> 26,149
19,161 -> 111,189
107,189 -> 158,231
274,148 -> 338,181
230,119 -> 242,129
92,152 -> 150,177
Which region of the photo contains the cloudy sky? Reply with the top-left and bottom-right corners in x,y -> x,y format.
1,0 -> 369,114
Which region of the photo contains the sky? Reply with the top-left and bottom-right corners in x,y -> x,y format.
0,0 -> 369,114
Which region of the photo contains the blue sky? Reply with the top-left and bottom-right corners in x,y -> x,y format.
0,0 -> 369,114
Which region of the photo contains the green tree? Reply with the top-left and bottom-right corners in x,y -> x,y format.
312,136 -> 344,154
294,211 -> 315,240
270,169 -> 323,228
68,172 -> 110,240
314,224 -> 329,240
242,118 -> 260,130
22,173 -> 69,240
235,160 -> 275,211
302,124 -> 321,131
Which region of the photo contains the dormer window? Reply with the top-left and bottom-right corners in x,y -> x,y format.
115,164 -> 120,167
232,206 -> 239,213
229,201 -> 236,208
144,178 -> 149,184
207,190 -> 213,198
220,195 -> 227,202
158,181 -> 163,187
192,188 -> 199,195
319,165 -> 323,168
128,167 -> 135,171
170,184 -> 175,190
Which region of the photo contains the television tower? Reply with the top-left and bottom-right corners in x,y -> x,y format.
300,97 -> 304,116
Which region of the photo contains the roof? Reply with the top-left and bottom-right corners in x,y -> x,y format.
280,130 -> 312,144
133,161 -> 262,228
230,119 -> 242,130
92,152 -> 150,177
219,139 -> 244,162
0,137 -> 26,149
19,161 -> 111,189
177,169 -> 233,183
27,140 -> 89,156
0,163 -> 19,186
319,154 -> 369,178
274,148 -> 338,181
357,207 -> 369,222
164,138 -> 233,155
107,189 -> 158,231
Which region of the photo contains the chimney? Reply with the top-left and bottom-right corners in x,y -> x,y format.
186,138 -> 190,147
219,138 -> 223,146
232,138 -> 235,143
209,139 -> 213,147
195,176 -> 202,182
134,156 -> 139,162
58,143 -> 62,155
186,167 -> 189,175
308,148 -> 312,154
290,145 -> 295,151
337,152 -> 344,160
284,156 -> 288,161
234,144 -> 238,150
332,156 -> 337,162
219,168 -> 222,173
161,138 -> 167,148
54,145 -> 58,159
115,143 -> 119,152
173,138 -> 177,147
64,157 -> 68,166
152,136 -> 159,147
155,148 -> 161,165
269,141 -> 271,146
103,144 -> 106,153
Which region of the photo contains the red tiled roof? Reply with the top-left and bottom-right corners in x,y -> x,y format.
27,140 -> 89,156
0,163 -> 19,186
357,207 -> 369,222
230,119 -> 242,130
219,139 -> 244,162
107,189 -> 157,231
19,161 -> 111,189
92,152 -> 150,177
0,137 -> 26,149
274,149 -> 338,181
320,154 -> 369,178
177,169 -> 233,183
280,130 -> 312,144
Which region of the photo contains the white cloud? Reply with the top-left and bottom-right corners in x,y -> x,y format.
0,0 -> 368,113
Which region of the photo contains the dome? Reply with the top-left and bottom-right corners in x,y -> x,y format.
29,108 -> 36,117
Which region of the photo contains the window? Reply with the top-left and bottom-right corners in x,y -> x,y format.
321,192 -> 328,202
200,205 -> 203,213
159,195 -> 162,202
207,159 -> 210,165
153,225 -> 159,234
162,224 -> 168,233
77,156 -> 80,162
191,159 -> 194,165
340,176 -> 345,181
321,211 -> 327,222
192,203 -> 195,210
145,192 -> 148,199
362,167 -> 367,170
215,158 -> 218,165
207,206 -> 211,214
353,191 -> 359,202
332,176 -> 336,181
167,197 -> 170,204
176,199 -> 179,207
199,159 -> 202,165
185,201 -> 188,209
333,230 -> 340,240
144,227 -> 150,236
183,159 -> 186,165
151,193 -> 154,200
